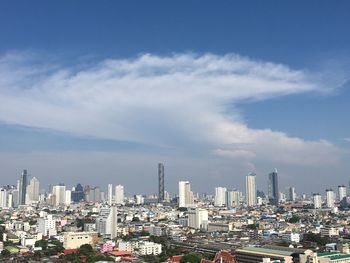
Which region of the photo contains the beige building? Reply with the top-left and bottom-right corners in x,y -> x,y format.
63,231 -> 98,249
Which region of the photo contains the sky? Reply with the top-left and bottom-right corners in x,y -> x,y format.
0,1 -> 349,196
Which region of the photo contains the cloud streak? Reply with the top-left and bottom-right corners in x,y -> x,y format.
0,52 -> 345,167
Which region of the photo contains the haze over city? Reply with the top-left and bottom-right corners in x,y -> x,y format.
0,1 -> 350,195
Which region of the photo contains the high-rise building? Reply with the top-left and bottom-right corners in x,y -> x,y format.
188,208 -> 208,230
326,189 -> 335,208
226,190 -> 240,208
95,205 -> 118,239
338,185 -> 347,206
18,169 -> 28,205
178,181 -> 194,208
115,185 -> 124,205
65,190 -> 72,205
158,163 -> 165,202
107,184 -> 113,205
27,176 -> 40,204
87,187 -> 101,203
71,183 -> 84,203
313,193 -> 322,209
288,187 -> 296,202
0,188 -> 7,208
245,172 -> 256,207
268,168 -> 279,205
214,187 -> 227,206
52,184 -> 66,207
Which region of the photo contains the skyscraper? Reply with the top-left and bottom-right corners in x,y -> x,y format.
18,169 -> 28,205
288,186 -> 296,202
338,185 -> 347,204
158,163 -> 165,203
245,172 -> 256,207
107,184 -> 113,205
268,168 -> 279,205
326,189 -> 335,208
115,185 -> 124,205
27,176 -> 40,204
52,184 -> 66,207
214,187 -> 227,206
96,205 -> 118,239
313,193 -> 322,209
178,181 -> 194,208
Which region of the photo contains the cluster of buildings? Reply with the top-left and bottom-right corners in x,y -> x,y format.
1,164 -> 350,262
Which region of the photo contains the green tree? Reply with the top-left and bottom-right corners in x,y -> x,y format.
180,253 -> 202,263
35,239 -> 49,250
1,249 -> 11,257
79,244 -> 93,256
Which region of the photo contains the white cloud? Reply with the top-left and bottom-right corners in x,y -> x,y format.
0,52 -> 345,167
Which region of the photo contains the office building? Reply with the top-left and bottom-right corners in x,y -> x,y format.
268,168 -> 279,205
245,173 -> 256,207
158,163 -> 165,202
178,181 -> 194,208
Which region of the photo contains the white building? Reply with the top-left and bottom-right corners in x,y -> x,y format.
214,187 -> 227,207
226,190 -> 240,208
178,181 -> 194,208
107,184 -> 113,205
63,232 -> 97,249
313,193 -> 322,209
245,172 -> 256,207
65,190 -> 71,205
139,241 -> 162,255
96,205 -> 118,239
339,185 -> 347,203
115,185 -> 124,205
27,177 -> 40,204
0,188 -> 7,208
326,189 -> 336,208
188,208 -> 208,230
52,185 -> 66,207
288,187 -> 296,201
281,232 -> 300,243
38,215 -> 56,237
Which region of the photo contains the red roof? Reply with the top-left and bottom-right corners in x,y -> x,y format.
63,249 -> 78,255
109,250 -> 131,256
167,255 -> 183,263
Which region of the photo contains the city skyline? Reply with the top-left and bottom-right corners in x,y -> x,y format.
0,1 -> 349,194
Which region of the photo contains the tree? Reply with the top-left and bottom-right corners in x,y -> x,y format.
79,244 -> 93,256
1,249 -> 11,257
288,216 -> 300,223
35,239 -> 49,250
180,253 -> 202,263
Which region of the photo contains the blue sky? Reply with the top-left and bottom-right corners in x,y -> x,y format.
0,1 -> 349,194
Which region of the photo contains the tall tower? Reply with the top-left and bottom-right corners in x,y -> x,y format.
268,168 -> 279,205
158,163 -> 165,202
245,172 -> 256,207
18,169 -> 28,205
